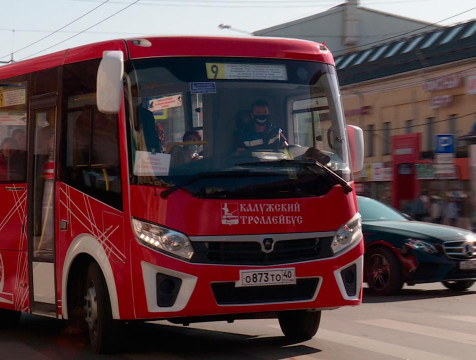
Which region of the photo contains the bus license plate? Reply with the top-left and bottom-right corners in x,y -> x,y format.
459,260 -> 476,270
237,268 -> 296,287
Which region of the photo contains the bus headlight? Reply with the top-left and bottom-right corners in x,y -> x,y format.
132,219 -> 194,260
331,214 -> 362,255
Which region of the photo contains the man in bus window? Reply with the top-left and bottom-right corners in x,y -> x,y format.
236,100 -> 283,151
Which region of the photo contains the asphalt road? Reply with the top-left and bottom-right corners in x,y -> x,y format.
1,283 -> 475,360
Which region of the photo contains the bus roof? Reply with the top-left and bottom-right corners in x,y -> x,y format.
0,36 -> 334,79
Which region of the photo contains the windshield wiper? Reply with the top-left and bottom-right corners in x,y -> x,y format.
236,159 -> 353,194
160,171 -> 251,199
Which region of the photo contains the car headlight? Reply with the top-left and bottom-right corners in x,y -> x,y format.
465,234 -> 476,243
405,239 -> 438,253
331,214 -> 362,255
132,219 -> 194,260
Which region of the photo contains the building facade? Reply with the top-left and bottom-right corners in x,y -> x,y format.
337,20 -> 476,228
253,0 -> 440,55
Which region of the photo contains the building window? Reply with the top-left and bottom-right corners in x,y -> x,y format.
382,122 -> 390,155
367,124 -> 374,157
448,114 -> 457,135
405,120 -> 413,134
426,117 -> 435,151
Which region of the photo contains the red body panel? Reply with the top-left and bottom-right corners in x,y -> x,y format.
131,239 -> 363,319
130,185 -> 357,235
0,184 -> 29,312
56,183 -> 135,319
125,36 -> 334,64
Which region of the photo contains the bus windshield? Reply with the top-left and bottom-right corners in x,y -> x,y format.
128,57 -> 351,199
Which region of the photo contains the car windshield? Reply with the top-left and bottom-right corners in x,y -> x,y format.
127,57 -> 351,199
357,196 -> 407,221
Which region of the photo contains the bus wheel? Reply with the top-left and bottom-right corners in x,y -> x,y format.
442,280 -> 475,291
0,309 -> 21,329
278,310 -> 321,341
84,262 -> 116,354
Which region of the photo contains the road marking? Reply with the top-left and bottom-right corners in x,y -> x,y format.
357,319 -> 476,346
440,315 -> 476,323
317,329 -> 456,360
268,325 -> 456,360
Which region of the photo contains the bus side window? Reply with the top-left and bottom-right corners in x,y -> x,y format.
62,59 -> 122,210
0,79 -> 28,183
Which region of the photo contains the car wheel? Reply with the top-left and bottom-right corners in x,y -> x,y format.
278,310 -> 321,341
365,247 -> 403,295
84,262 -> 122,354
0,309 -> 21,329
441,280 -> 475,291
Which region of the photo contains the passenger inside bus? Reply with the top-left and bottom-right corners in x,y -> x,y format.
170,130 -> 203,166
12,128 -> 26,151
139,106 -> 163,154
10,129 -> 27,181
0,137 -> 18,181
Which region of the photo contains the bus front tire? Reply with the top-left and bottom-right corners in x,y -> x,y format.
84,262 -> 119,354
278,310 -> 321,341
0,309 -> 21,329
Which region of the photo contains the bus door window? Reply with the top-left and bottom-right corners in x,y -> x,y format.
32,109 -> 55,259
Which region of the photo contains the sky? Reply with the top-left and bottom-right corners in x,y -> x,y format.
0,0 -> 475,63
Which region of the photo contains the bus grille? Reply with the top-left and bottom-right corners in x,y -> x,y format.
443,240 -> 476,260
211,278 -> 319,305
191,237 -> 333,265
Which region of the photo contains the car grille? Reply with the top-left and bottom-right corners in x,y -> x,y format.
443,240 -> 476,260
190,236 -> 334,265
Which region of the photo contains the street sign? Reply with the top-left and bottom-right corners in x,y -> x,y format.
435,134 -> 455,154
435,134 -> 455,164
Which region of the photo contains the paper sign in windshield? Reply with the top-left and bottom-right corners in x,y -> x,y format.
148,94 -> 183,112
0,89 -> 26,108
206,63 -> 287,81
0,114 -> 26,126
134,151 -> 171,176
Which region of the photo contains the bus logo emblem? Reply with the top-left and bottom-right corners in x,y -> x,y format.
221,203 -> 239,225
262,238 -> 275,253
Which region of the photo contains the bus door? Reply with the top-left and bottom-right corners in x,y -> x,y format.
27,95 -> 57,317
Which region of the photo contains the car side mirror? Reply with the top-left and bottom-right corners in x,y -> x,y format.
97,50 -> 124,114
346,125 -> 364,172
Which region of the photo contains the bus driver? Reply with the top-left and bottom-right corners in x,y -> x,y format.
236,100 -> 283,151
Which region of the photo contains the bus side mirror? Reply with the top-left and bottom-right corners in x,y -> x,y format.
346,125 -> 364,173
97,50 -> 124,114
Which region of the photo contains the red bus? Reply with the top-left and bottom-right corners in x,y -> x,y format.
0,36 -> 364,353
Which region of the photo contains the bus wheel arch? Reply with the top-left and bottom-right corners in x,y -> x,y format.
62,235 -> 119,321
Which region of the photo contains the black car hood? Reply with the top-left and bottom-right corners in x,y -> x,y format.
363,220 -> 474,242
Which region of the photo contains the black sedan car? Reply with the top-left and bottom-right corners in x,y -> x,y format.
357,195 -> 476,295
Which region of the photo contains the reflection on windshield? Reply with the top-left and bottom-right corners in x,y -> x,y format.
128,57 -> 351,198
358,197 -> 407,222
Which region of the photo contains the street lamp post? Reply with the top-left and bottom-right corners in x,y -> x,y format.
218,24 -> 252,36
